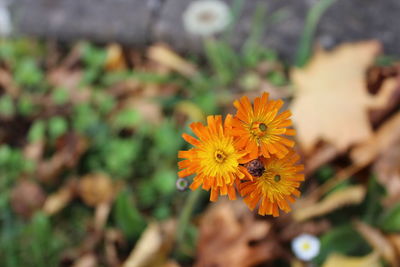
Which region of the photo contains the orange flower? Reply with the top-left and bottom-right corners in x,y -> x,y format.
178,115 -> 252,201
239,151 -> 304,217
232,92 -> 295,160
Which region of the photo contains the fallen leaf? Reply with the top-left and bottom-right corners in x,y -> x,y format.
148,44 -> 197,77
0,68 -> 19,96
105,229 -> 124,267
293,185 -> 366,221
11,179 -> 46,219
37,133 -> 88,182
72,253 -> 98,267
322,252 -> 382,267
351,112 -> 400,167
195,200 -> 278,267
367,66 -> 400,125
78,173 -> 116,207
388,234 -> 400,259
354,221 -> 398,266
291,41 -> 396,154
304,143 -> 338,175
123,220 -> 176,267
373,140 -> 400,206
105,43 -> 126,71
43,178 -> 77,215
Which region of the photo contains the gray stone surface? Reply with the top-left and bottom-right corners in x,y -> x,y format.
10,0 -> 155,45
8,0 -> 400,60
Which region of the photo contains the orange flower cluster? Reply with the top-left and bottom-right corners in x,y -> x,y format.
178,93 -> 304,217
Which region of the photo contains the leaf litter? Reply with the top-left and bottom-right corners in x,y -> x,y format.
1,37 -> 400,267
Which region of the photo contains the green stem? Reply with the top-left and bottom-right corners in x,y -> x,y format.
176,189 -> 202,254
295,0 -> 338,67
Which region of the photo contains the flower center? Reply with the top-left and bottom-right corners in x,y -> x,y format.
301,242 -> 311,251
259,123 -> 267,132
214,150 -> 227,163
274,174 -> 281,182
250,122 -> 268,139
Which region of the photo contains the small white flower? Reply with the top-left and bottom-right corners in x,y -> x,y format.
182,0 -> 231,37
292,234 -> 321,261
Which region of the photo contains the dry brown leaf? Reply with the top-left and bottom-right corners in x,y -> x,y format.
304,143 -> 338,174
291,41 -> 396,154
105,43 -> 126,71
78,173 -> 116,207
351,111 -> 400,167
293,185 -> 366,221
290,259 -> 305,267
195,200 -> 279,267
37,133 -> 88,183
105,229 -> 124,267
43,178 -> 77,215
322,252 -> 382,267
0,68 -> 19,96
388,234 -> 400,260
373,140 -> 400,206
123,220 -> 176,267
121,97 -> 163,126
11,180 -> 46,219
354,221 -> 398,266
94,202 -> 111,232
174,101 -> 205,123
147,44 -> 197,77
72,253 -> 98,267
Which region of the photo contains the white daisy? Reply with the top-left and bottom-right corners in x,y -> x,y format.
292,234 -> 321,261
182,0 -> 231,37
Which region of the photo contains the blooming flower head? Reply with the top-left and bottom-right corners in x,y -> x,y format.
182,0 -> 231,37
178,115 -> 252,201
239,151 -> 304,217
292,234 -> 320,261
232,92 -> 296,161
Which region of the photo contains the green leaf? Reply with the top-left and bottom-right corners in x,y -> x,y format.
73,103 -> 100,133
314,224 -> 371,265
153,204 -> 171,220
103,138 -> 140,178
48,116 -> 68,140
51,87 -> 69,105
153,120 -> 183,158
152,168 -> 177,196
0,95 -> 15,117
114,190 -> 146,239
379,203 -> 400,232
14,58 -> 44,88
28,120 -> 46,142
25,212 -> 64,267
112,108 -> 141,129
17,95 -> 35,116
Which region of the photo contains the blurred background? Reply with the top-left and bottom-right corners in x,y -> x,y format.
1,0 -> 400,266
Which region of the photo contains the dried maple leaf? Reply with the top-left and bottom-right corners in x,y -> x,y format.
290,41 -> 396,154
195,200 -> 280,267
